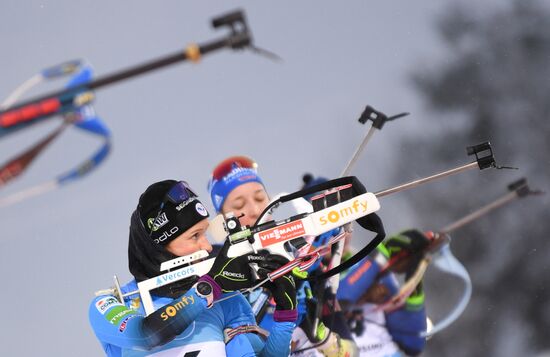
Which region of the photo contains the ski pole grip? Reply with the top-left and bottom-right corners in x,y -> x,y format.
466,141 -> 495,169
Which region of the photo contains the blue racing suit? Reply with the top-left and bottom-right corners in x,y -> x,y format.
337,250 -> 427,357
89,279 -> 295,356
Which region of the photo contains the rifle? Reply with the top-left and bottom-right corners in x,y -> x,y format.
104,141 -> 503,315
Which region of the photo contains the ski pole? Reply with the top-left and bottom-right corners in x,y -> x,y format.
0,10 -> 253,133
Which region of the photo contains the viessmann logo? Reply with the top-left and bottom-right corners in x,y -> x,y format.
318,199 -> 368,225
258,221 -> 306,247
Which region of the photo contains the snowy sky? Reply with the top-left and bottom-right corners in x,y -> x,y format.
0,1 -> 498,355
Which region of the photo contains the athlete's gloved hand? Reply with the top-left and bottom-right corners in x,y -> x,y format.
306,228 -> 341,273
384,229 -> 430,276
267,275 -> 297,311
295,281 -> 313,325
385,229 -> 431,256
256,254 -> 298,322
203,239 -> 262,293
405,280 -> 425,311
317,331 -> 359,357
313,228 -> 341,248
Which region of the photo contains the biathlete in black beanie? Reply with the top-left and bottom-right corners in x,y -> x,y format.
89,179 -> 297,356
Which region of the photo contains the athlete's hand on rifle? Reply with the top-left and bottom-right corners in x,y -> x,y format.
405,280 -> 425,309
313,228 -> 341,248
306,228 -> 342,271
384,229 -> 430,277
205,239 -> 268,292
257,254 -> 298,322
316,331 -> 359,357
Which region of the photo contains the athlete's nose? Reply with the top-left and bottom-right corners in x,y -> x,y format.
248,201 -> 263,221
199,235 -> 212,253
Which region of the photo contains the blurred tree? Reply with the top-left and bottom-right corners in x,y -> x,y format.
396,1 -> 550,356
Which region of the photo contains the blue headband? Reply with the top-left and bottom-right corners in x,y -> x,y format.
208,165 -> 264,213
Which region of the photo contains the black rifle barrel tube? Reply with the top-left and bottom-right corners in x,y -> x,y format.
90,38 -> 229,89
0,36 -> 233,125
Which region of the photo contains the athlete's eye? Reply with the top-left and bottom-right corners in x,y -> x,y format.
231,200 -> 245,210
255,196 -> 268,204
254,191 -> 268,203
189,233 -> 200,241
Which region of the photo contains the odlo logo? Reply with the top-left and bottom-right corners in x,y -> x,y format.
154,226 -> 179,244
318,199 -> 368,225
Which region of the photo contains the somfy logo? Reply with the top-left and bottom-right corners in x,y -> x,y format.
318,199 -> 368,225
160,295 -> 195,321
